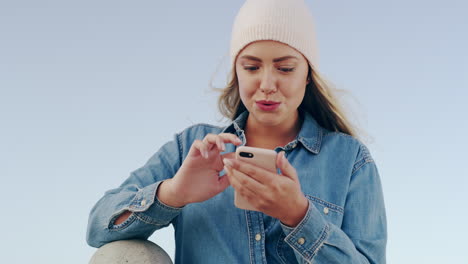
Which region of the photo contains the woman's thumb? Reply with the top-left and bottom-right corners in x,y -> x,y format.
221,152 -> 235,163
277,151 -> 297,179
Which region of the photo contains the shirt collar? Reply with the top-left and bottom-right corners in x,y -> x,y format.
222,110 -> 323,154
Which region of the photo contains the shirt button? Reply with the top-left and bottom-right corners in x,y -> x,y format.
323,207 -> 329,215
140,199 -> 147,206
255,234 -> 261,241
298,237 -> 305,245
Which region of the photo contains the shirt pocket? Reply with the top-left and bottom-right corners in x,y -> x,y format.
305,194 -> 344,227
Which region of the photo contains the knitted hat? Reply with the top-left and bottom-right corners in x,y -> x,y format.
230,0 -> 319,71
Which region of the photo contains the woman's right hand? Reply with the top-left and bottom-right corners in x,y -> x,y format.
157,133 -> 242,207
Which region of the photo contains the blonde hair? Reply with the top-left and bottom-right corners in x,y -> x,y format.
217,66 -> 358,138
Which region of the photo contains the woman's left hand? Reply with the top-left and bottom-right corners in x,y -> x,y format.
224,151 -> 309,227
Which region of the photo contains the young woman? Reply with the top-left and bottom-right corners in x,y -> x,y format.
87,0 -> 387,263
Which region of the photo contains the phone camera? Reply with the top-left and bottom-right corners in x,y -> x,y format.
239,152 -> 254,158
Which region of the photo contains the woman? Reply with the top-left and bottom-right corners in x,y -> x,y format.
87,0 -> 387,263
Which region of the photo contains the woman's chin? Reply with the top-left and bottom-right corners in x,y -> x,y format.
251,111 -> 283,126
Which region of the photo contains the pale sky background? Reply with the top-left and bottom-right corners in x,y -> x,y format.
1,0 -> 467,263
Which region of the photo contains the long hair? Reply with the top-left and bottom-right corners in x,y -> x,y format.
217,66 -> 358,138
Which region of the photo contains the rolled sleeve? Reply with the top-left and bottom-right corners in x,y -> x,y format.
132,181 -> 183,226
108,181 -> 183,230
281,200 -> 330,261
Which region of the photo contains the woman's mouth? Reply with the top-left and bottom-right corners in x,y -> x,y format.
256,100 -> 281,111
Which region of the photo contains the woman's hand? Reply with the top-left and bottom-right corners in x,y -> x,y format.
158,133 -> 242,208
224,151 -> 309,227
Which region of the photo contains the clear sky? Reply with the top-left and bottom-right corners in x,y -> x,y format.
1,0 -> 467,263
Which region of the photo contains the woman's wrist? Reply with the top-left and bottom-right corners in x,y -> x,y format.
280,196 -> 309,227
156,179 -> 186,208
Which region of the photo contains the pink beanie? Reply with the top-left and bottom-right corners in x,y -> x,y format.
230,0 -> 319,71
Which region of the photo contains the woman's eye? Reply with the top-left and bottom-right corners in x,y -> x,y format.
244,66 -> 259,71
279,68 -> 295,72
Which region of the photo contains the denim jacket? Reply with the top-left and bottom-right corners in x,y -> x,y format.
87,110 -> 387,264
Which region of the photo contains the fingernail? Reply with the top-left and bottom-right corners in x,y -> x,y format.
224,159 -> 233,167
203,151 -> 209,158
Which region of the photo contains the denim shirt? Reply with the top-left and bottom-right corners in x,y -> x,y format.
87,111 -> 387,264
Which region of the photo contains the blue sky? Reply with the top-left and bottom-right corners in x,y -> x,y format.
1,0 -> 467,263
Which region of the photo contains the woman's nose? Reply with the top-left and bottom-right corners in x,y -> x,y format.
259,70 -> 277,94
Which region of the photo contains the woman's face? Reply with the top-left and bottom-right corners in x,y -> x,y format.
235,40 -> 309,128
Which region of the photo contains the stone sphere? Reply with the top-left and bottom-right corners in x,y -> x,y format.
89,240 -> 173,264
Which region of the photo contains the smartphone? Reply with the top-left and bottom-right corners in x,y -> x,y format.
234,146 -> 277,211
